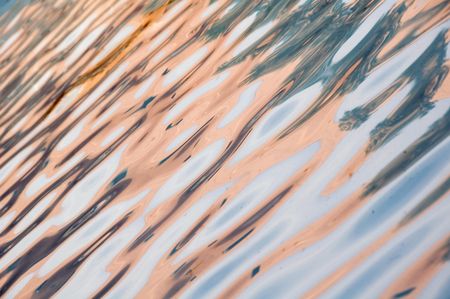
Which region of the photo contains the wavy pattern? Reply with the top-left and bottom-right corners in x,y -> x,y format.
0,0 -> 449,298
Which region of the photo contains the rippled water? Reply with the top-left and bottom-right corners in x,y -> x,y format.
0,0 -> 449,298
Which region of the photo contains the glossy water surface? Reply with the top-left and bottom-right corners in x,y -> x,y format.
0,0 -> 449,298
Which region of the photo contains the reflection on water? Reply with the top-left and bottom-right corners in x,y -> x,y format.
0,0 -> 449,298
